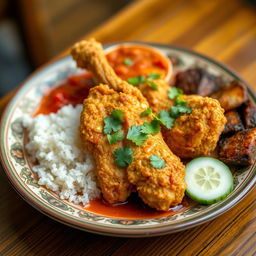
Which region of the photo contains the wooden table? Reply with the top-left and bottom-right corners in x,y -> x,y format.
1,0 -> 256,255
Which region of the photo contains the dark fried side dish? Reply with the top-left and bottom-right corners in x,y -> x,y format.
223,110 -> 244,134
210,81 -> 247,111
173,69 -> 255,165
241,100 -> 256,129
219,129 -> 256,165
174,68 -> 223,96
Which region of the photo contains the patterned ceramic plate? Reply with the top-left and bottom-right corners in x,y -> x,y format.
0,43 -> 255,237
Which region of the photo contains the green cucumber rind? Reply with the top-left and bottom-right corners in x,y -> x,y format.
185,157 -> 234,205
186,183 -> 234,205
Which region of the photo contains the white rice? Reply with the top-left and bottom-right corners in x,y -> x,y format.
23,104 -> 100,206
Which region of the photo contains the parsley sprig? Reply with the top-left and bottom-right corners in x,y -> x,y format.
113,146 -> 133,167
127,72 -> 162,90
150,155 -> 166,169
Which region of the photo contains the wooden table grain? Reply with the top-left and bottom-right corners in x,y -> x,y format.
0,0 -> 256,255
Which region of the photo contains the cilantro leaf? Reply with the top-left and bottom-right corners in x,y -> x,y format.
147,73 -> 162,80
107,131 -> 124,145
140,108 -> 152,117
104,116 -> 122,134
103,110 -> 124,134
159,110 -> 175,129
127,125 -> 148,146
147,80 -> 158,90
113,146 -> 133,167
150,155 -> 166,169
127,75 -> 145,85
141,120 -> 161,135
168,87 -> 183,99
175,94 -> 186,105
111,109 -> 124,122
123,58 -> 133,66
170,105 -> 192,118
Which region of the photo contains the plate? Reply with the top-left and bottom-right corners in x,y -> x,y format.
1,42 -> 255,237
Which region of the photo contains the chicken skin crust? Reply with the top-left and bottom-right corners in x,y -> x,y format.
80,84 -> 133,204
128,134 -> 186,210
162,95 -> 226,158
137,79 -> 226,158
72,39 -> 186,210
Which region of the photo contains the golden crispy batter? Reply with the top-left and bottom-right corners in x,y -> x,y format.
138,79 -> 172,113
128,135 -> 186,210
140,79 -> 226,158
80,84 -> 134,203
72,39 -> 186,210
162,95 -> 226,158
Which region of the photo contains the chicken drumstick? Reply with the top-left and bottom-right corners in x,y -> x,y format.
72,39 -> 186,211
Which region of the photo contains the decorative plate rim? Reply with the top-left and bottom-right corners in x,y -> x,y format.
0,42 -> 255,237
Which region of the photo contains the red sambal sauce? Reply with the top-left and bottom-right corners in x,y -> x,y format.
86,195 -> 191,219
106,45 -> 169,81
34,72 -> 95,116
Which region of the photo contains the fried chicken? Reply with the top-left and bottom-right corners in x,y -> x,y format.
162,95 -> 226,158
71,39 -> 186,211
80,85 -> 133,203
139,79 -> 226,158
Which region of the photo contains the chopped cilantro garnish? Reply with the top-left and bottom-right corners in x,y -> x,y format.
147,80 -> 158,90
141,120 -> 161,135
175,94 -> 186,105
140,108 -> 153,117
147,73 -> 162,80
127,73 -> 161,88
150,155 -> 166,169
103,110 -> 124,134
107,131 -> 124,145
159,110 -> 175,129
123,58 -> 133,66
113,146 -> 133,167
168,87 -> 183,99
111,109 -> 124,122
127,75 -> 145,85
127,125 -> 148,146
140,108 -> 172,129
170,105 -> 192,118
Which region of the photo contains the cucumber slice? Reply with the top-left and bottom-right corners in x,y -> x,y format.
185,157 -> 233,205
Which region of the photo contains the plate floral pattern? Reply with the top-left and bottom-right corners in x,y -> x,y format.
0,43 -> 255,237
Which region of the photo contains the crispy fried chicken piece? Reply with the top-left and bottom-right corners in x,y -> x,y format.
174,68 -> 223,96
80,85 -> 133,203
138,79 -> 171,113
139,79 -> 226,158
219,128 -> 256,165
72,39 -> 186,210
162,95 -> 226,158
223,110 -> 244,134
210,81 -> 247,111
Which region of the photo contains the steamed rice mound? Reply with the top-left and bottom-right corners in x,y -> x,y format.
23,104 -> 100,205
